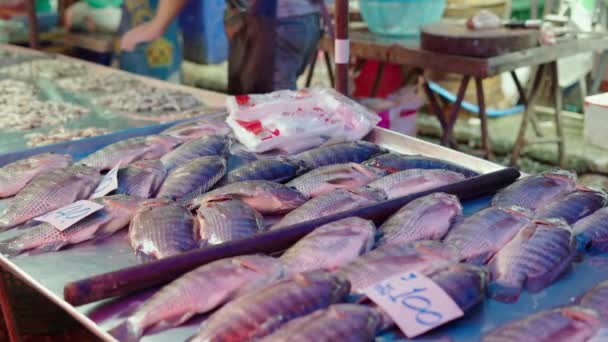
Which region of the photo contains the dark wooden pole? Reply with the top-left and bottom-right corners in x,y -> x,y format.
334,0 -> 349,95
26,0 -> 39,49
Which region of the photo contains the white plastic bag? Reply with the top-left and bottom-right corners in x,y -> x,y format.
226,88 -> 380,153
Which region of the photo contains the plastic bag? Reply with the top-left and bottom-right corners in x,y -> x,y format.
226,88 -> 380,153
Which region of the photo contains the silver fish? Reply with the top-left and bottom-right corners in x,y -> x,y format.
260,304 -> 381,342
573,207 -> 608,254
280,217 -> 375,274
80,135 -> 181,171
108,255 -> 284,342
129,198 -> 197,260
363,153 -> 479,178
377,193 -> 462,247
492,170 -> 578,211
294,141 -> 385,169
116,160 -> 167,198
191,271 -> 350,342
0,195 -> 140,256
338,240 -> 461,293
286,163 -> 387,198
188,180 -> 308,215
161,117 -> 231,142
272,187 -> 387,230
578,280 -> 608,320
535,188 -> 607,225
156,156 -> 226,202
160,135 -> 229,171
482,306 -> 602,342
443,206 -> 532,264
487,219 -> 576,303
367,169 -> 466,199
0,165 -> 101,230
222,157 -> 308,185
0,152 -> 72,198
196,200 -> 264,247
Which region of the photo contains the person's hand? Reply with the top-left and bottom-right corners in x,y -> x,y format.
120,20 -> 164,52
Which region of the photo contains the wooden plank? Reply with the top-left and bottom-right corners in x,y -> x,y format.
59,32 -> 116,54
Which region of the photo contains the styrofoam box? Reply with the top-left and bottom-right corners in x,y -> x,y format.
584,92 -> 608,150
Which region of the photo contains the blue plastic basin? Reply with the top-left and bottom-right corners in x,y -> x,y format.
359,0 -> 446,36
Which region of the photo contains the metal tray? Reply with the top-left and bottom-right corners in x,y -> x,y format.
0,125 -> 604,342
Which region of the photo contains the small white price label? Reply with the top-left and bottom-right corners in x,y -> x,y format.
35,200 -> 104,231
90,164 -> 121,199
362,271 -> 464,338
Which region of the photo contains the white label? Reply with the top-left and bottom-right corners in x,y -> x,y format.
335,39 -> 350,64
90,164 -> 120,199
35,200 -> 104,231
362,271 -> 464,338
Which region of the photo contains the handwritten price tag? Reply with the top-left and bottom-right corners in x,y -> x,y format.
35,200 -> 104,231
362,271 -> 464,338
90,164 -> 120,199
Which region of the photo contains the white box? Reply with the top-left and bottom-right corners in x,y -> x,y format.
584,93 -> 608,150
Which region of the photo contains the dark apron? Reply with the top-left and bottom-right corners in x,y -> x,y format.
225,0 -> 277,94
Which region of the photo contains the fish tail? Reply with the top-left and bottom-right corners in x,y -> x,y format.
487,280 -> 522,303
0,241 -> 22,257
108,321 -> 141,342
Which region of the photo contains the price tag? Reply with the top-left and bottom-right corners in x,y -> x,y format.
362,271 -> 464,338
35,200 -> 104,231
90,164 -> 121,199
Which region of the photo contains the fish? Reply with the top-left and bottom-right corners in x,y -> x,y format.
222,157 -> 308,185
196,200 -> 265,247
286,163 -> 387,198
0,152 -> 72,198
129,198 -> 197,260
156,156 -> 226,202
482,306 -> 602,342
573,207 -> 608,254
492,170 -> 577,211
280,217 -> 375,274
443,206 -> 532,264
272,187 -> 387,230
338,240 -> 461,293
159,135 -> 229,171
534,188 -> 607,225
116,160 -> 167,198
363,153 -> 479,178
375,263 -> 487,331
0,195 -> 140,256
80,135 -> 181,171
487,219 -> 576,303
578,280 -> 608,320
260,304 -> 382,342
294,141 -> 385,169
160,117 -> 231,142
190,271 -> 350,342
188,180 -> 308,215
0,165 -> 101,230
108,255 -> 284,342
377,193 -> 462,247
367,169 -> 466,200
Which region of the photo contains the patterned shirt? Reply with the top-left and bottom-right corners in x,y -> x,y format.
277,0 -> 320,18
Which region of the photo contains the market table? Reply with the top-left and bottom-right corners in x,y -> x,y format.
317,28 -> 608,166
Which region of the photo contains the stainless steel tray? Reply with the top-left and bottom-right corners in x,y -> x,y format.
0,125 -> 604,342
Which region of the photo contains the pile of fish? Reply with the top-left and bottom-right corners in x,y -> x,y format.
94,87 -> 202,114
0,59 -> 87,80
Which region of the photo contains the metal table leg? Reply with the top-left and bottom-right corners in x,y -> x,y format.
475,77 -> 493,159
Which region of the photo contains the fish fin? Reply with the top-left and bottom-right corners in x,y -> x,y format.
229,143 -> 258,162
14,221 -> 39,231
136,250 -> 157,263
146,313 -> 195,334
487,279 -> 523,303
108,321 -> 142,342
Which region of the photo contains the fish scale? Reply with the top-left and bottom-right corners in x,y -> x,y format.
117,160 -> 167,198
129,198 -> 197,260
191,271 -> 350,342
492,170 -> 577,211
0,165 -> 101,230
0,152 -> 72,198
488,220 -> 576,303
156,156 -> 226,202
377,193 -> 462,247
260,304 -> 381,342
535,189 -> 607,225
578,280 -> 608,320
222,158 -> 308,185
160,135 -> 229,171
294,141 -> 385,169
367,169 -> 466,199
272,187 -> 386,229
196,200 -> 264,246
573,207 -> 608,254
443,206 -> 532,265
108,255 -> 284,342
